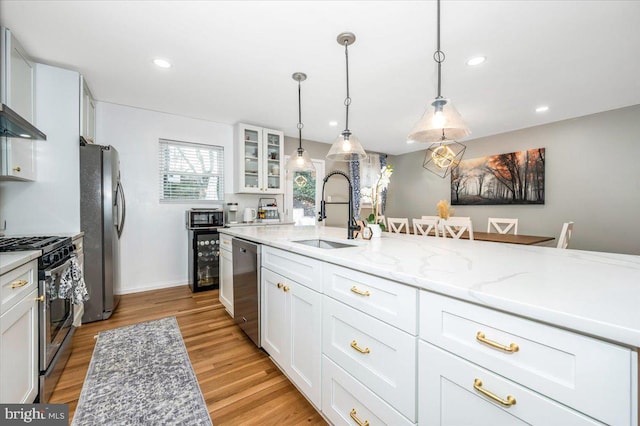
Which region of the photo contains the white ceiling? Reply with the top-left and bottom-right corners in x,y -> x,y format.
1,1 -> 639,155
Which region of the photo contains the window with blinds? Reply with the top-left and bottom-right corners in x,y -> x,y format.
159,139 -> 224,202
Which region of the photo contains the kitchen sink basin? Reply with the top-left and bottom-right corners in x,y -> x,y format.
292,239 -> 357,249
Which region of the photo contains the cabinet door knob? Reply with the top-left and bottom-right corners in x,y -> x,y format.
473,378 -> 517,406
283,286 -> 290,292
12,166 -> 21,172
476,331 -> 519,353
277,282 -> 284,289
35,295 -> 45,302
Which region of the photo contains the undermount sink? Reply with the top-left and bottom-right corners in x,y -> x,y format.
292,239 -> 357,249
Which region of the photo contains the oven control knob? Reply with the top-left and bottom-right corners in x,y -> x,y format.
52,253 -> 59,263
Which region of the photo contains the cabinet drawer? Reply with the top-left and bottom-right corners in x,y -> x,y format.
323,263 -> 417,334
262,246 -> 322,292
419,342 -> 603,426
322,355 -> 414,426
1,259 -> 37,315
420,291 -> 633,425
323,296 -> 417,421
220,234 -> 233,252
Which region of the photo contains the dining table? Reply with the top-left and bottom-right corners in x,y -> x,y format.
406,229 -> 555,245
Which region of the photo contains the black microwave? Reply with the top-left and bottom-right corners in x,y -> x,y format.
186,209 -> 224,229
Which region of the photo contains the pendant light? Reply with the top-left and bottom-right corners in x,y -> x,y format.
286,72 -> 315,180
327,32 -> 367,162
408,0 -> 470,177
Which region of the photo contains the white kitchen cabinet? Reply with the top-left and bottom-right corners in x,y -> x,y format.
0,258 -> 38,403
235,123 -> 284,194
261,267 -> 322,409
420,290 -> 633,425
1,27 -> 35,123
419,342 -> 603,426
79,76 -> 96,142
0,137 -> 36,180
219,234 -> 233,317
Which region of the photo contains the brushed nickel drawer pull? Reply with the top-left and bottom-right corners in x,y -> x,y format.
10,279 -> 29,289
350,286 -> 370,296
476,331 -> 519,353
350,340 -> 370,354
349,408 -> 370,426
473,378 -> 516,406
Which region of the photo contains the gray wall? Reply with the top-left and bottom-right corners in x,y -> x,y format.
386,105 -> 640,255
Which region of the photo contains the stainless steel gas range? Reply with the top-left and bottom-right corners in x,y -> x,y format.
0,236 -> 76,403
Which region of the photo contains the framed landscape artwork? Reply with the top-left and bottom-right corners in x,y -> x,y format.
451,148 -> 545,205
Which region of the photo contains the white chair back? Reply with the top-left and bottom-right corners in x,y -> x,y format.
487,218 -> 519,235
413,218 -> 439,237
441,217 -> 474,240
421,215 -> 441,221
557,221 -> 574,249
387,217 -> 409,234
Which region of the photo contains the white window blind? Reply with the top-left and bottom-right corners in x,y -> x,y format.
159,139 -> 224,202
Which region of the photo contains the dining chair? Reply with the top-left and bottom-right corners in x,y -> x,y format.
387,217 -> 410,234
413,218 -> 439,237
487,217 -> 519,235
441,217 -> 474,240
421,215 -> 441,221
557,221 -> 574,249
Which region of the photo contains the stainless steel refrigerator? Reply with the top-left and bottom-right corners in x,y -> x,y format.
80,143 -> 125,322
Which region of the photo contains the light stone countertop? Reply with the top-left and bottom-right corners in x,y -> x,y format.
220,225 -> 640,348
0,250 -> 41,275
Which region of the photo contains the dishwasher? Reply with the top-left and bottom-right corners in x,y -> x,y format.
232,238 -> 261,347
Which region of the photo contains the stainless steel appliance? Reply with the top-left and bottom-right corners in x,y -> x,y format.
0,235 -> 75,403
80,143 -> 125,322
186,209 -> 224,292
232,239 -> 261,347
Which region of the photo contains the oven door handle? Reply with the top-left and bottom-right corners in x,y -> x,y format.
44,258 -> 73,278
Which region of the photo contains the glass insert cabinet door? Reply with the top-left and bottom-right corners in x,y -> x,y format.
264,130 -> 282,191
237,123 -> 284,194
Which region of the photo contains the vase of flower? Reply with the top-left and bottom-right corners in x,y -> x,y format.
365,164 -> 393,232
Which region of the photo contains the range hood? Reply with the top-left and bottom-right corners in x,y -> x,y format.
0,103 -> 46,140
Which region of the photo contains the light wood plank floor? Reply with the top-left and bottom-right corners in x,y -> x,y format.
50,286 -> 327,425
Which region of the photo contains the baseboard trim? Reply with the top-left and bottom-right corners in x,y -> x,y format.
116,280 -> 187,295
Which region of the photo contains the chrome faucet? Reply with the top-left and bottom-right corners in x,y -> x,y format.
318,171 -> 361,239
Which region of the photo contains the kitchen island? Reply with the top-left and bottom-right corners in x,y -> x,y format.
220,224 -> 639,425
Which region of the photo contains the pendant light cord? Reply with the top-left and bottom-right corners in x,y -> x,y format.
297,79 -> 303,150
434,0 -> 444,99
343,41 -> 351,133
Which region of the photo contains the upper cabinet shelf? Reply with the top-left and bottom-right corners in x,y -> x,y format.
235,123 -> 284,194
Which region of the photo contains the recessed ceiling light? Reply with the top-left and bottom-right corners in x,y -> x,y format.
328,121 -> 338,127
536,105 -> 549,113
153,58 -> 172,68
19,134 -> 30,138
466,56 -> 486,66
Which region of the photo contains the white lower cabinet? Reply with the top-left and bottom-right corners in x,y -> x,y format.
419,341 -> 604,425
219,244 -> 233,317
0,288 -> 39,403
322,296 -> 417,421
322,355 -> 414,426
261,267 -> 322,408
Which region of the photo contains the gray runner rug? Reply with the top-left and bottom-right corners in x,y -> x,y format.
72,316 -> 212,425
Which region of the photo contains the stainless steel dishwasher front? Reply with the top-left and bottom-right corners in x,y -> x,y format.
232,238 -> 261,347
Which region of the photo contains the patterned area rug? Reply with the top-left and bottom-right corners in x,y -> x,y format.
72,317 -> 212,425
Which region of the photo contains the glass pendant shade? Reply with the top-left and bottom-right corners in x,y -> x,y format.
286,146 -> 314,173
326,131 -> 367,161
423,140 -> 466,178
408,98 -> 471,144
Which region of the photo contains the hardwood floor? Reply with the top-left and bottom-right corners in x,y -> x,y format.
50,286 -> 327,425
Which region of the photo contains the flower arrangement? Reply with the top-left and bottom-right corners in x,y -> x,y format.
366,164 -> 393,230
436,199 -> 454,219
